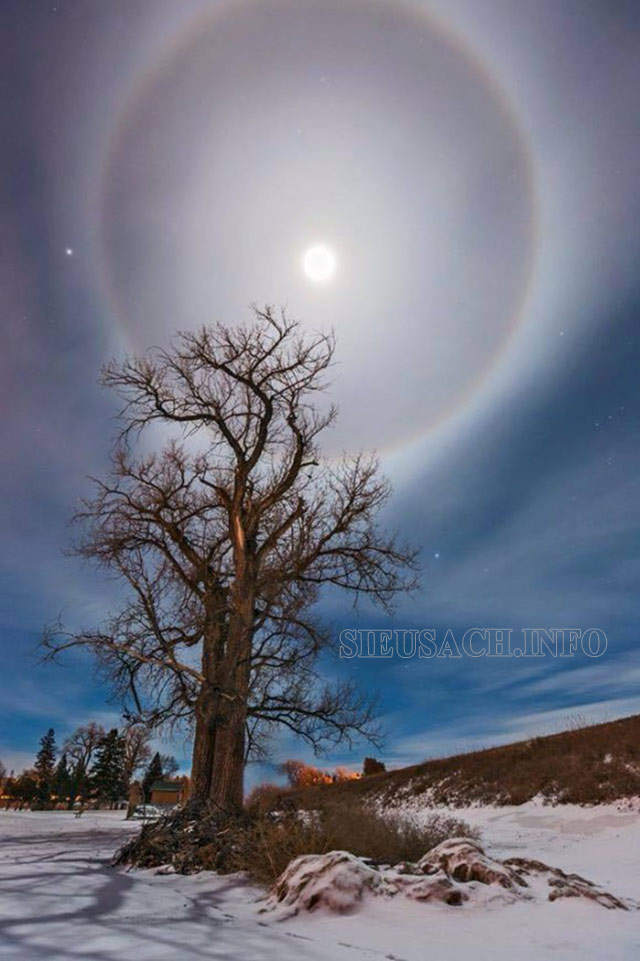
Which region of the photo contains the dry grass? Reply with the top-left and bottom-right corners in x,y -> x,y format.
245,781 -> 292,814
282,714 -> 640,809
116,796 -> 477,884
232,802 -> 478,885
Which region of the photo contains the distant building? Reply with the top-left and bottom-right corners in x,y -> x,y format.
150,777 -> 190,808
127,776 -> 190,816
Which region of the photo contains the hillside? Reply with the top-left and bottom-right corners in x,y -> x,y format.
291,714 -> 640,809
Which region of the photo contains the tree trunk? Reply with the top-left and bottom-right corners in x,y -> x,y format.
208,579 -> 254,813
190,611 -> 225,803
209,696 -> 246,812
190,693 -> 218,802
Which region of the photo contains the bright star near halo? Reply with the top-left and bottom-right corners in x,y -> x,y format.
302,244 -> 337,283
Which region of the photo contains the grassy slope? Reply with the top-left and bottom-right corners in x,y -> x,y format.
290,714 -> 640,808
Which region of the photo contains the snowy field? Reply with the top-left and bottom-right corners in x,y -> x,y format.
0,804 -> 639,961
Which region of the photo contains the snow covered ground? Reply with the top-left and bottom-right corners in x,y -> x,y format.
0,804 -> 638,960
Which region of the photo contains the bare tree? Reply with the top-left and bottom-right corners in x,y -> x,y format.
123,724 -> 153,783
159,754 -> 179,777
44,308 -> 419,812
63,722 -> 105,772
61,722 -> 106,802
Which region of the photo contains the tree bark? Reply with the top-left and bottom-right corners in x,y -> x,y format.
190,692 -> 217,802
208,576 -> 254,813
208,694 -> 247,812
190,611 -> 225,803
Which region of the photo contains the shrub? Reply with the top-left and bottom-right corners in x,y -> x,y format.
117,796 -> 478,886
245,782 -> 292,814
232,801 -> 479,885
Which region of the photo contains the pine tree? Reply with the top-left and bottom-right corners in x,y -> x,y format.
363,756 -> 386,776
34,728 -> 57,808
91,729 -> 127,808
69,759 -> 89,807
142,752 -> 164,803
54,753 -> 71,807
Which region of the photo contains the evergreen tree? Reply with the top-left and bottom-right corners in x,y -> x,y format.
54,753 -> 71,806
34,728 -> 57,808
142,752 -> 164,803
363,756 -> 386,776
69,759 -> 89,808
91,729 -> 127,807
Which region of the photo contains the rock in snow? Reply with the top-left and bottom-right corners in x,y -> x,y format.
266,837 -> 632,916
269,851 -> 381,914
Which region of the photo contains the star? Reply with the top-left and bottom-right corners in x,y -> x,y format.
434,552 -> 440,559
65,247 -> 74,256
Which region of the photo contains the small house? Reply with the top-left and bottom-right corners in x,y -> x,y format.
150,776 -> 190,808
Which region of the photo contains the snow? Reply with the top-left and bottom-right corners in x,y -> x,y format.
1,804 -> 639,960
265,834 -> 631,918
267,850 -> 381,915
410,798 -> 640,901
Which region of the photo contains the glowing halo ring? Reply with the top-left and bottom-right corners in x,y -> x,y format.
97,0 -> 539,455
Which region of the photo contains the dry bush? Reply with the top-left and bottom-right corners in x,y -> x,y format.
232,801 -> 478,886
117,795 -> 477,884
245,782 -> 292,814
115,801 -> 250,873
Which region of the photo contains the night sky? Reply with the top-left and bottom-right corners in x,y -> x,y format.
2,0 -> 640,779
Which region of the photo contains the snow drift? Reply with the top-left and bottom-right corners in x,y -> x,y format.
266,836 -> 632,916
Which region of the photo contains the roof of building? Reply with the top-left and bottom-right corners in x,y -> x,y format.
150,780 -> 182,792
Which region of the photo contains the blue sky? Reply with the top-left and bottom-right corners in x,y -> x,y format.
2,0 -> 639,780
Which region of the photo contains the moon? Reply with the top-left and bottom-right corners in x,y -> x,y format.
302,244 -> 337,283
102,0 -> 535,455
